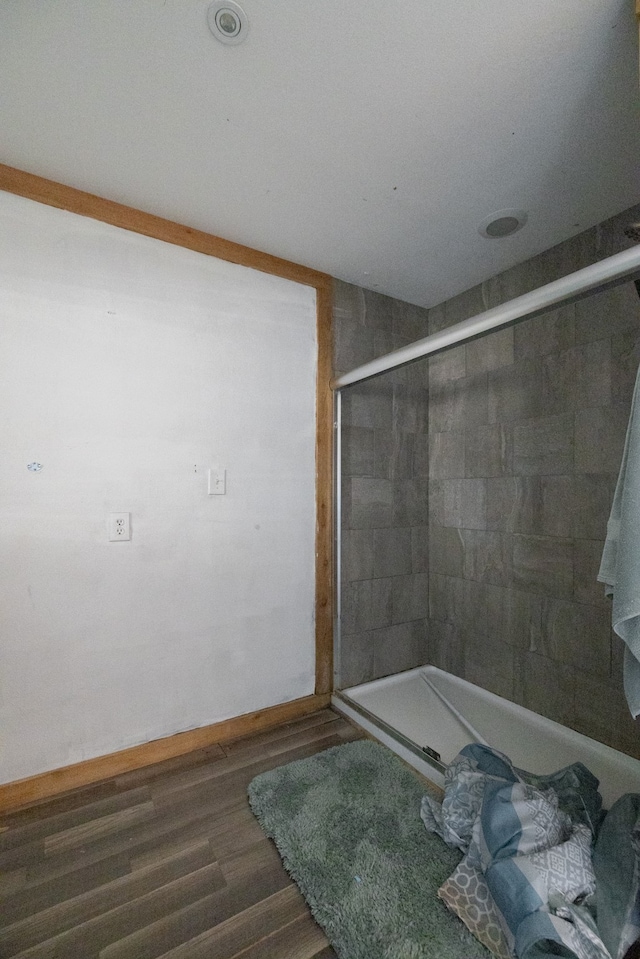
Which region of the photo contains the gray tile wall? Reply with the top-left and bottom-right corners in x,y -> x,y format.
334,282 -> 430,688
334,203 -> 640,760
426,207 -> 640,759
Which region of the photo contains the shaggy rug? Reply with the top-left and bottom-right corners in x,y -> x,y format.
247,739 -> 489,959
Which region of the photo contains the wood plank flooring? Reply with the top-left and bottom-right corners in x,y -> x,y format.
0,709 -> 362,958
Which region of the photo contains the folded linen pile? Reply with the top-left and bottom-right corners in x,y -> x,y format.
422,744 -> 639,959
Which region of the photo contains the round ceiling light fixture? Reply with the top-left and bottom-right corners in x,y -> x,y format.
207,0 -> 248,44
478,209 -> 528,239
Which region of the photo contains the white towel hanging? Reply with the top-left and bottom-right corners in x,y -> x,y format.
599,363 -> 640,719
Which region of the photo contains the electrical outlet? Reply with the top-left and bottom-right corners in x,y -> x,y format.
109,512 -> 131,541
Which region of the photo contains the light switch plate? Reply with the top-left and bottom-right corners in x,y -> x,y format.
208,469 -> 226,495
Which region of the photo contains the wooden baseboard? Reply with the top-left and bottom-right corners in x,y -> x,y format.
0,693 -> 331,814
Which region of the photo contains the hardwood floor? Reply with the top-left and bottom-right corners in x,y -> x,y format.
0,709 -> 362,958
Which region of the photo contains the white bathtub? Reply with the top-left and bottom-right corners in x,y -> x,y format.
332,666 -> 640,808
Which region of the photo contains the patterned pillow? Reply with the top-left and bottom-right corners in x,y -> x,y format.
438,859 -> 514,959
516,823 -> 596,904
473,780 -> 571,871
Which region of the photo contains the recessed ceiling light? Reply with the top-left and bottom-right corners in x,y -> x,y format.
207,1 -> 248,45
478,209 -> 528,239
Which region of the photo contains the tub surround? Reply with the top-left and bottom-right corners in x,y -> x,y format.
335,203 -> 640,760
334,283 -> 431,688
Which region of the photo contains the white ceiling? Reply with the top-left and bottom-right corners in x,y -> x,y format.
1,0 -> 639,307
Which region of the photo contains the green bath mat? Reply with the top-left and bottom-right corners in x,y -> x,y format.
247,739 -> 489,959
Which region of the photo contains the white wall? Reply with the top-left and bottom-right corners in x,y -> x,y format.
0,191 -> 318,784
